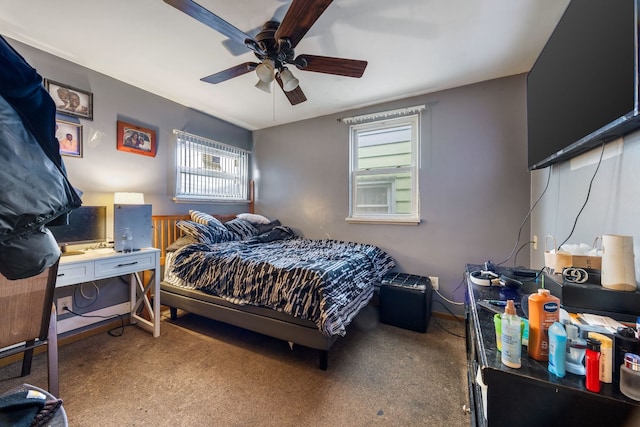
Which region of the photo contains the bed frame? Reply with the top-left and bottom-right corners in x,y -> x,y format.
152,213 -> 338,370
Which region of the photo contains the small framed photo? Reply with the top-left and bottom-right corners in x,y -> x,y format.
56,119 -> 83,157
45,79 -> 93,120
116,120 -> 157,157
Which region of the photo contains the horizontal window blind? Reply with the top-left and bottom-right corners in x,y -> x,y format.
174,130 -> 249,201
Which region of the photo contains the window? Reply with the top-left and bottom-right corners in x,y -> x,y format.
173,130 -> 249,202
348,114 -> 420,223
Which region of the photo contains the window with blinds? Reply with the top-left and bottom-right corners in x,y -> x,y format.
174,130 -> 249,202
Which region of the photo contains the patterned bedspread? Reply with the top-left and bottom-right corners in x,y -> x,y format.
164,238 -> 396,336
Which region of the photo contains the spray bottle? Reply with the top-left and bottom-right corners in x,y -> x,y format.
501,300 -> 522,369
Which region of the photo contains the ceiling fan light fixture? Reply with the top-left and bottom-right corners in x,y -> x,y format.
255,59 -> 275,82
279,68 -> 299,92
255,79 -> 272,93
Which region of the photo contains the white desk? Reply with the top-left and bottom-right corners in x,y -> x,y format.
57,248 -> 160,337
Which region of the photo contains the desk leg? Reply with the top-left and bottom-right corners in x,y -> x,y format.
129,264 -> 160,337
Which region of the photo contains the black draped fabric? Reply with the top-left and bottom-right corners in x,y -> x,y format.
0,36 -> 82,279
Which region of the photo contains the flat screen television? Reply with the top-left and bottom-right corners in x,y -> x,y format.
48,206 -> 107,254
527,0 -> 640,170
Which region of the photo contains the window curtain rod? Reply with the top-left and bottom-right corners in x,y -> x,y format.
338,105 -> 426,124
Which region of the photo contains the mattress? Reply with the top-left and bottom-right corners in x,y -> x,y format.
164,238 -> 395,336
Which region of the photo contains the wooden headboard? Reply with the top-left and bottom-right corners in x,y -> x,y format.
152,213 -> 239,266
152,182 -> 254,266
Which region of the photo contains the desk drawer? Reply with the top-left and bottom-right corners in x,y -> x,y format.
56,263 -> 93,287
94,252 -> 156,278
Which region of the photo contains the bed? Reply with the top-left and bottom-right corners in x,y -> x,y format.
152,211 -> 395,370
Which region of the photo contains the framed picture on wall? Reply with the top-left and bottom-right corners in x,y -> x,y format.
116,120 -> 157,157
56,119 -> 82,157
45,79 -> 93,120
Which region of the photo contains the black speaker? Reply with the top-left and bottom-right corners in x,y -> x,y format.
379,273 -> 433,333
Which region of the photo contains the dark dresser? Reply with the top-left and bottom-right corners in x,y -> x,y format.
465,264 -> 640,427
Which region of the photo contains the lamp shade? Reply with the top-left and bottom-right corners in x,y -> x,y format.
255,59 -> 275,83
114,192 -> 145,204
255,79 -> 272,93
279,68 -> 299,92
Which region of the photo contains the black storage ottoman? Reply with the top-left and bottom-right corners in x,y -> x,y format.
379,273 -> 433,333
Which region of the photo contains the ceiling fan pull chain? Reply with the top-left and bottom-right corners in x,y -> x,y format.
272,82 -> 276,123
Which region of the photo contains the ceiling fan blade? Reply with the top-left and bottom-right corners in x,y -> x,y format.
294,54 -> 367,78
275,0 -> 333,48
276,74 -> 307,105
200,62 -> 259,84
163,0 -> 262,54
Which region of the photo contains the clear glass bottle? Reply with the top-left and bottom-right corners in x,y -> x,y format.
121,227 -> 133,253
620,353 -> 640,401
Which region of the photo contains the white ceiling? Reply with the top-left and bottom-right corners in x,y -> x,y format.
1,0 -> 569,131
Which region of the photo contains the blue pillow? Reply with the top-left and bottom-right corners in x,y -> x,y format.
224,218 -> 258,241
176,220 -> 236,244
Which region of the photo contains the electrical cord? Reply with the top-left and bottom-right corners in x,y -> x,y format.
73,281 -> 100,309
433,288 -> 464,306
513,240 -> 535,267
62,307 -> 129,337
496,165 -> 552,267
431,300 -> 465,339
557,143 -> 605,250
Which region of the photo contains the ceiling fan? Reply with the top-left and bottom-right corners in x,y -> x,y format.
163,0 -> 368,105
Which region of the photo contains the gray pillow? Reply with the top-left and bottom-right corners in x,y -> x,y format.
166,235 -> 199,252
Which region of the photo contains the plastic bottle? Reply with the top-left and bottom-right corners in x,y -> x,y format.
121,227 -> 133,253
585,338 -> 602,393
548,321 -> 567,377
588,332 -> 612,384
565,324 -> 586,376
501,300 -> 522,369
527,289 -> 560,361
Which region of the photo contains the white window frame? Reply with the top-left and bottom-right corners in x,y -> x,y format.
173,130 -> 250,203
347,114 -> 420,224
355,179 -> 396,214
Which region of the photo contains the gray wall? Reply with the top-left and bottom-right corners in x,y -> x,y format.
253,75 -> 532,315
530,133 -> 640,285
9,37 -> 252,238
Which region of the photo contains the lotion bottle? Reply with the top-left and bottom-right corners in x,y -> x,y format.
501,300 -> 522,369
527,288 -> 560,361
548,321 -> 567,377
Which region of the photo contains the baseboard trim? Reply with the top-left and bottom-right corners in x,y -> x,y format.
432,311 -> 464,322
57,302 -> 130,334
0,317 -> 131,369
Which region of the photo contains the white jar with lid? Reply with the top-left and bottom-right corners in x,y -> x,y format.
620,353 -> 640,401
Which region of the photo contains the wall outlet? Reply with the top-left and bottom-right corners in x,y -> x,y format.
533,235 -> 538,250
57,296 -> 73,313
429,276 -> 439,291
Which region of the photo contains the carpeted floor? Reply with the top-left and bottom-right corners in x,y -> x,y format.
0,306 -> 470,426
